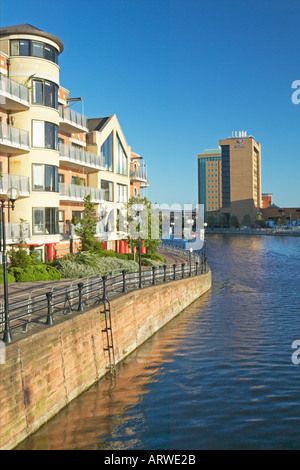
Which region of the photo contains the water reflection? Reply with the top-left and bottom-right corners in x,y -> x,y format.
18,235 -> 300,450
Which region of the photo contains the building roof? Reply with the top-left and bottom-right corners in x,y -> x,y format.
87,116 -> 114,132
0,23 -> 64,53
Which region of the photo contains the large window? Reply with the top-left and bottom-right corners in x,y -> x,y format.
101,180 -> 113,202
32,164 -> 58,192
116,134 -> 127,175
101,132 -> 113,172
33,208 -> 59,235
117,184 -> 128,203
10,39 -> 58,64
32,79 -> 58,109
32,120 -> 58,150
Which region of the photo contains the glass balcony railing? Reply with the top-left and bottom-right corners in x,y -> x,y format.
6,222 -> 31,241
59,183 -> 105,203
130,166 -> 149,185
0,74 -> 30,106
58,105 -> 88,131
0,173 -> 30,196
59,142 -> 105,170
0,122 -> 30,150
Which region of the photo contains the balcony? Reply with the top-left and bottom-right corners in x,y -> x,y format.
59,142 -> 105,171
0,74 -> 30,111
130,166 -> 149,187
58,105 -> 88,134
0,122 -> 30,154
0,173 -> 30,197
59,182 -> 105,203
6,222 -> 31,244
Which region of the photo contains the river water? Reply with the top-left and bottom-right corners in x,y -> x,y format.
18,235 -> 300,450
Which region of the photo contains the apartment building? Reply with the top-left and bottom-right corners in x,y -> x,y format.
130,151 -> 149,198
197,148 -> 222,219
0,24 -> 149,260
198,131 -> 262,224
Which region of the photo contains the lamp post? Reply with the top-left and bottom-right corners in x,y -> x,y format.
1,187 -> 20,343
170,221 -> 175,248
132,203 -> 144,289
203,222 -> 208,269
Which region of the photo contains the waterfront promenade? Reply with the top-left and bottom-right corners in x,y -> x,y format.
0,246 -> 211,450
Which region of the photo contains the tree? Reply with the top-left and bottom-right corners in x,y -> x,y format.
230,215 -> 240,229
72,195 -> 98,251
207,215 -> 215,229
218,214 -> 228,227
255,211 -> 265,228
125,196 -> 161,256
242,214 -> 252,227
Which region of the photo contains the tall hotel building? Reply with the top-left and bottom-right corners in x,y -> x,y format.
0,24 -> 149,260
198,131 -> 262,223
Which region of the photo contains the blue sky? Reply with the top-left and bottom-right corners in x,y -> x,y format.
1,0 -> 300,207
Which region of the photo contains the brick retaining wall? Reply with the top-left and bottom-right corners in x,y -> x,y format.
0,270 -> 211,450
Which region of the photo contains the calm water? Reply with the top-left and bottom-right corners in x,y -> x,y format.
18,235 -> 300,450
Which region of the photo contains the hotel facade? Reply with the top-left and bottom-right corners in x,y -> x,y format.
198,131 -> 262,224
0,24 -> 149,261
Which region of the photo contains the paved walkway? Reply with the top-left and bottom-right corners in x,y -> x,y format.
0,249 -> 190,303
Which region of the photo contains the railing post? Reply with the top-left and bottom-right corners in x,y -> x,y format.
152,266 -> 156,286
46,292 -> 54,325
201,254 -> 204,274
77,282 -> 85,312
181,263 -> 185,279
173,263 -> 177,281
102,275 -> 109,302
163,264 -> 167,282
195,261 -> 199,275
122,269 -> 127,293
189,261 -> 192,277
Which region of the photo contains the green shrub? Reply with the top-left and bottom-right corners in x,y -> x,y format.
8,265 -> 61,282
0,268 -> 16,284
55,255 -> 139,279
141,253 -> 165,263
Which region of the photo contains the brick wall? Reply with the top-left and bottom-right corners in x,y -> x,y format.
0,270 -> 211,450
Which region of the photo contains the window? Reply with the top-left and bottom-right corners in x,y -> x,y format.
58,210 -> 65,234
10,39 -> 58,64
117,184 -> 128,203
32,79 -> 58,109
32,164 -> 58,192
32,120 -> 45,147
72,211 -> 83,223
33,208 -> 44,234
32,41 -> 44,58
32,120 -> 58,149
134,186 -> 138,197
58,173 -> 64,183
33,208 -> 59,234
101,180 -> 113,202
32,80 -> 43,104
45,122 -> 57,149
101,133 -> 113,171
116,134 -> 127,175
72,176 -> 85,186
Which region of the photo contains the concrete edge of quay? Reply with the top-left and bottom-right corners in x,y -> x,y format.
207,229 -> 300,237
0,269 -> 212,450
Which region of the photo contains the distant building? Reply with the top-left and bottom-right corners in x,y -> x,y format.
262,193 -> 273,209
198,131 -> 262,224
197,149 -> 222,219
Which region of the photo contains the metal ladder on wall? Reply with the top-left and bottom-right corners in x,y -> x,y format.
97,298 -> 115,371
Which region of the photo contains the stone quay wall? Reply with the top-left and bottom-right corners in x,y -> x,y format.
0,270 -> 211,450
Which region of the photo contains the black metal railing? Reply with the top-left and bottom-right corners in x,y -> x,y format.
0,248 -> 208,341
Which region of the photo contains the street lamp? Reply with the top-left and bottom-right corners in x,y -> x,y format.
203,222 -> 208,269
1,187 -> 20,343
132,203 -> 144,289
